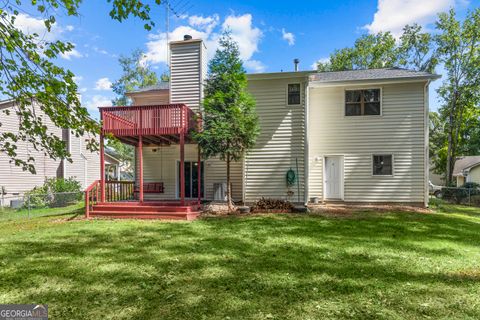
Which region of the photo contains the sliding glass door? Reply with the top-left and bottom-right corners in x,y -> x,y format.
177,161 -> 204,198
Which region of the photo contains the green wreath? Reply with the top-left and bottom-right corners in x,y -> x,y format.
286,168 -> 296,187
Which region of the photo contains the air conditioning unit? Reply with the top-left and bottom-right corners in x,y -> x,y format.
213,182 -> 227,201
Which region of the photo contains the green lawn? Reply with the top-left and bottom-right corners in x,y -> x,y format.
0,203 -> 479,319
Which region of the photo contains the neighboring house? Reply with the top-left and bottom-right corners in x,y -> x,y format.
453,156 -> 480,186
104,148 -> 133,181
89,36 -> 440,219
0,99 -> 100,195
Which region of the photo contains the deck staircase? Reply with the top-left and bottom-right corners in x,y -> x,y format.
89,202 -> 201,220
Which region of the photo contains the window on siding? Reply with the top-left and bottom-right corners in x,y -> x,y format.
345,89 -> 381,116
373,155 -> 393,176
287,83 -> 301,105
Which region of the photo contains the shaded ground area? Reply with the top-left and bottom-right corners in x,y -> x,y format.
0,203 -> 479,319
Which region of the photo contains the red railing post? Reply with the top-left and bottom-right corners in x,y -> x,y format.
100,132 -> 106,203
180,131 -> 185,206
85,190 -> 90,218
138,136 -> 144,203
198,145 -> 201,206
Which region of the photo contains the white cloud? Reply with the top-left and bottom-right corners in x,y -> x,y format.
84,95 -> 112,111
364,0 -> 457,37
142,13 -> 264,73
95,78 -> 112,91
60,48 -> 83,60
311,57 -> 330,70
11,13 -> 72,41
188,14 -> 219,33
143,25 -> 211,65
223,14 -> 262,62
282,28 -> 295,46
244,60 -> 266,73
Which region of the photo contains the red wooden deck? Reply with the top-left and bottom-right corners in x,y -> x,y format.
85,103 -> 202,220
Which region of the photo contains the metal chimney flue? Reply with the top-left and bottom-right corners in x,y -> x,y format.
293,58 -> 300,72
184,34 -> 192,41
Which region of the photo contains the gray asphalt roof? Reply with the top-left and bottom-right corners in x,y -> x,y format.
126,82 -> 170,94
453,156 -> 480,176
309,68 -> 440,83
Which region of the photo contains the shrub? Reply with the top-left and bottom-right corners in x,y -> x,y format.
24,178 -> 82,208
442,182 -> 480,204
252,197 -> 294,213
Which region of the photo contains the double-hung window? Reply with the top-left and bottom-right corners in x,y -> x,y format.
345,89 -> 381,116
287,83 -> 301,105
372,155 -> 393,176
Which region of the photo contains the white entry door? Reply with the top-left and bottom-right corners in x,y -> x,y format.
325,156 -> 342,200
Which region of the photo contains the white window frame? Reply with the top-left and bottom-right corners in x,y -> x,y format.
371,154 -> 394,177
344,87 -> 383,117
286,83 -> 302,106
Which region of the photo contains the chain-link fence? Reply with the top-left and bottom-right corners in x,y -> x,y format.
437,186 -> 480,206
0,192 -> 85,221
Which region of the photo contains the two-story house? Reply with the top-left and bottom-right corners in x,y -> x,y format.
0,99 -> 100,196
87,36 -> 440,219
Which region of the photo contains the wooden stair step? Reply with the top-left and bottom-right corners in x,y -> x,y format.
90,211 -> 200,221
92,205 -> 196,213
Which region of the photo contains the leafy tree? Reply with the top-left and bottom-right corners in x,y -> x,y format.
0,0 -> 163,173
429,111 -> 448,177
194,31 -> 260,211
111,49 -> 160,106
435,8 -> 480,184
316,24 -> 436,72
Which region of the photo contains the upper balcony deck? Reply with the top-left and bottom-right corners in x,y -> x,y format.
100,104 -> 197,145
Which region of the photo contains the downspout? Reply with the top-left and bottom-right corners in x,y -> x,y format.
424,80 -> 431,208
304,82 -> 310,206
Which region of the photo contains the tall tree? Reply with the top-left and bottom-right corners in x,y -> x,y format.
108,49 -> 161,171
194,31 -> 259,211
111,49 -> 160,106
0,0 -> 163,173
435,8 -> 480,184
316,24 -> 436,72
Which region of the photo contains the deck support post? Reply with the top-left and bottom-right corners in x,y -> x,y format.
180,132 -> 185,206
100,133 -> 105,203
197,145 -> 201,206
138,136 -> 144,203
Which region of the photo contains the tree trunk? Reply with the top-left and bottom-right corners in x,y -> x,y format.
226,152 -> 233,212
446,93 -> 457,185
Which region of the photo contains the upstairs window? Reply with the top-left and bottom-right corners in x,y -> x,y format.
373,155 -> 393,176
287,83 -> 301,105
345,89 -> 381,116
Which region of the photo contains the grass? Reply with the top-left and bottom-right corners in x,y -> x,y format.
0,202 -> 84,221
0,203 -> 479,319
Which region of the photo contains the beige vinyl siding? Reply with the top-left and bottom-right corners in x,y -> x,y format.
308,82 -> 427,203
130,91 -> 170,105
0,102 -> 62,193
170,41 -> 205,112
467,165 -> 480,184
64,132 -> 100,188
136,145 -> 242,201
244,77 -> 306,203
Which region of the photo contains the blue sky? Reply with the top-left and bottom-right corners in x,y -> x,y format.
13,0 -> 479,119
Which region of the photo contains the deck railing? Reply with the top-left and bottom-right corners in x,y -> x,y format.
105,181 -> 135,202
85,180 -> 100,218
100,104 -> 196,136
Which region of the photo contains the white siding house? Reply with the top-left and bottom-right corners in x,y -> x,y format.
100,36 -> 440,207
0,99 -> 100,195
